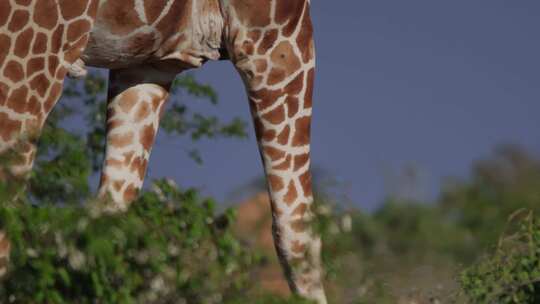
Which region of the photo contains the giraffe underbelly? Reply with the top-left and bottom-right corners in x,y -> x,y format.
81,0 -> 224,71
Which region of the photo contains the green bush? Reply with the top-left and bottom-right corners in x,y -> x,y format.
460,210 -> 540,304
1,180 -> 254,303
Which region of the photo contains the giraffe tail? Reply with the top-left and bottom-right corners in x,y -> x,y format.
0,230 -> 10,279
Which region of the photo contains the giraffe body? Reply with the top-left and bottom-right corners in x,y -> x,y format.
0,1 -> 326,302
83,0 -> 224,70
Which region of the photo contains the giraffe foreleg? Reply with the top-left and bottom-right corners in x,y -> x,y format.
97,66 -> 173,212
0,0 -> 98,281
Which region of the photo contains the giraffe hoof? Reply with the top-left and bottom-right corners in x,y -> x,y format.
67,59 -> 88,79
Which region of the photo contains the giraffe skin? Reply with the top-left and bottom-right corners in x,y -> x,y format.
0,1 -> 326,302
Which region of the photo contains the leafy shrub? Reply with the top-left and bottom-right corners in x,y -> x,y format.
0,180 -> 285,303
460,210 -> 540,304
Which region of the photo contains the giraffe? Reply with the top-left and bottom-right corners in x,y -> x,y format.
0,0 -> 326,302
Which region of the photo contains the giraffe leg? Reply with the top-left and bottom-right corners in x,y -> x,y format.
0,0 -> 98,278
97,66 -> 173,212
227,2 -> 326,302
246,62 -> 325,303
249,72 -> 326,303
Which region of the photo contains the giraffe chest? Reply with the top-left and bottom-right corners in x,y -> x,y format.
82,0 -> 224,70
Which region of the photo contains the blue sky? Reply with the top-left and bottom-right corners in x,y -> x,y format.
86,1 -> 540,210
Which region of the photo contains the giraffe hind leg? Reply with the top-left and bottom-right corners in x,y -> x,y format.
226,1 -> 326,302
97,66 -> 174,212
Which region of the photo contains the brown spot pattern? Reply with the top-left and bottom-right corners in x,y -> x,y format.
58,0 -> 88,20
262,104 -> 285,124
247,30 -> 261,43
113,180 -> 125,191
283,181 -> 298,205
268,174 -> 284,192
268,41 -> 301,85
110,132 -> 134,148
258,29 -> 278,55
296,7 -> 314,63
51,24 -> 64,53
64,35 -> 89,64
286,96 -> 299,118
7,86 -> 28,113
250,88 -> 282,111
144,0 -> 168,24
43,82 -> 62,113
293,153 -> 309,171
123,184 -> 138,202
106,119 -> 123,131
254,59 -> 267,73
123,151 -> 134,165
231,0 -> 271,27
29,73 -> 49,97
118,90 -> 138,113
275,1 -> 305,25
284,72 -> 304,96
105,158 -> 123,168
151,95 -> 162,111
67,19 -> 91,42
0,35 -> 10,67
0,113 -> 22,141
272,154 -> 291,170
100,0 -> 142,35
8,10 -> 29,32
32,33 -> 48,54
298,171 -> 312,197
0,1 -> 11,27
0,83 -> 8,106
262,128 -> 276,142
34,0 -> 59,30
130,156 -> 148,180
292,203 -> 308,216
304,68 -> 314,109
4,61 -> 25,82
26,57 -> 45,77
14,28 -> 34,58
291,240 -> 306,254
140,124 -> 155,152
47,55 -> 59,77
290,219 -> 306,233
292,116 -> 310,146
135,102 -> 150,122
263,145 -> 285,161
155,0 -> 186,37
277,125 -> 290,145
26,95 -> 41,115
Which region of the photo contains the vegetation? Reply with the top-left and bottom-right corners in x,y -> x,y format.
314,146 -> 540,303
459,210 -> 540,304
1,70 -> 540,303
